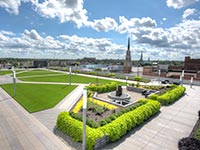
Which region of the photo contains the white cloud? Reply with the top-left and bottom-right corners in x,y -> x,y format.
87,17 -> 118,32
0,0 -> 35,15
35,0 -> 88,28
182,8 -> 197,19
162,18 -> 167,21
166,0 -> 199,9
116,16 -> 157,33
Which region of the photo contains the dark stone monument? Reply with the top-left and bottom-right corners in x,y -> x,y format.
116,85 -> 122,97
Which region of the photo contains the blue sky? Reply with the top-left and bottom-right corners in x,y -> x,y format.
0,0 -> 200,60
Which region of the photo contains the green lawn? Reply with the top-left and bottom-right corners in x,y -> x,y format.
19,74 -> 126,85
1,83 -> 77,113
0,70 -> 25,76
0,70 -> 12,76
17,70 -> 63,77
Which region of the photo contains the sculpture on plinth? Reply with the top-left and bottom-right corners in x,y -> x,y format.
116,85 -> 122,97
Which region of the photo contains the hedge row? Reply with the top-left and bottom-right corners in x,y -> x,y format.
86,82 -> 117,93
149,85 -> 186,105
98,100 -> 160,141
56,112 -> 104,150
56,100 -> 160,150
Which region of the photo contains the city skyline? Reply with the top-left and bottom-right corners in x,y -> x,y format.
0,0 -> 200,60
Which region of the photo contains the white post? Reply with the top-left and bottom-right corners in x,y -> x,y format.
69,66 -> 71,85
181,70 -> 184,85
158,69 -> 161,82
190,77 -> 193,88
126,76 -> 128,86
12,66 -> 16,96
180,75 -> 182,85
82,88 -> 87,150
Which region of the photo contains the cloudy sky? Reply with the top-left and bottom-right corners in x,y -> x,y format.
0,0 -> 200,60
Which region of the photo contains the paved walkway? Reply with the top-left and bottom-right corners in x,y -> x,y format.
103,85 -> 200,150
0,87 -> 70,150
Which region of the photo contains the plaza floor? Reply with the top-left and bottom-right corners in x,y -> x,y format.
0,72 -> 200,150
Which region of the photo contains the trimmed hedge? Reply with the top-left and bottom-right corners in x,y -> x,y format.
99,100 -> 160,141
86,82 -> 117,93
149,86 -> 186,105
56,112 -> 104,150
56,100 -> 160,150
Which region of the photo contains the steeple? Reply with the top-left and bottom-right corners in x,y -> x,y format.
127,37 -> 130,51
123,37 -> 132,73
140,51 -> 143,61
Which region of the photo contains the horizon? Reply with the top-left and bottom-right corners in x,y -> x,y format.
0,0 -> 200,60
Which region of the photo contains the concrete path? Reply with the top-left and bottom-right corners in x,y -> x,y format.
0,87 -> 70,150
102,85 -> 200,150
33,84 -> 85,132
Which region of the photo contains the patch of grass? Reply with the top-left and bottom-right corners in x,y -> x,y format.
17,70 -> 63,77
19,74 -> 126,85
194,123 -> 200,140
0,70 -> 12,76
1,83 -> 77,113
0,70 -> 24,76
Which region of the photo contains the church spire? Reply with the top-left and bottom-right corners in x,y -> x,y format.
127,37 -> 130,50
123,37 -> 132,73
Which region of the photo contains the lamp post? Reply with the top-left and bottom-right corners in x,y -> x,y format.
126,76 -> 128,86
82,88 -> 87,150
69,66 -> 71,85
190,77 -> 193,88
12,66 -> 16,96
137,65 -> 139,76
181,70 -> 184,85
158,69 -> 161,82
96,76 -> 99,85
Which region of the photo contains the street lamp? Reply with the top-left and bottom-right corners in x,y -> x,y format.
12,66 -> 16,96
82,88 -> 87,150
96,76 -> 99,85
158,69 -> 161,82
181,70 -> 184,85
126,76 -> 128,86
69,66 -> 71,85
137,65 -> 139,76
190,77 -> 193,88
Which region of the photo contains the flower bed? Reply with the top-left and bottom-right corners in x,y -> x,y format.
56,100 -> 160,150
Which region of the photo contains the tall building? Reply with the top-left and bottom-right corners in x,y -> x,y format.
123,37 -> 132,73
138,51 -> 144,66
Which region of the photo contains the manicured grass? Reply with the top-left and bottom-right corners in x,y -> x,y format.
0,70 -> 25,76
17,70 -> 63,77
1,83 -> 77,113
0,70 -> 12,76
19,74 -> 126,85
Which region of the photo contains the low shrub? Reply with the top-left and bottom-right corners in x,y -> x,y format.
56,112 -> 104,150
99,100 -> 160,141
86,82 -> 117,93
132,76 -> 150,83
178,137 -> 200,150
149,86 -> 186,105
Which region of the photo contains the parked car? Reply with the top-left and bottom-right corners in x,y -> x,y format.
161,80 -> 170,84
142,90 -> 155,98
